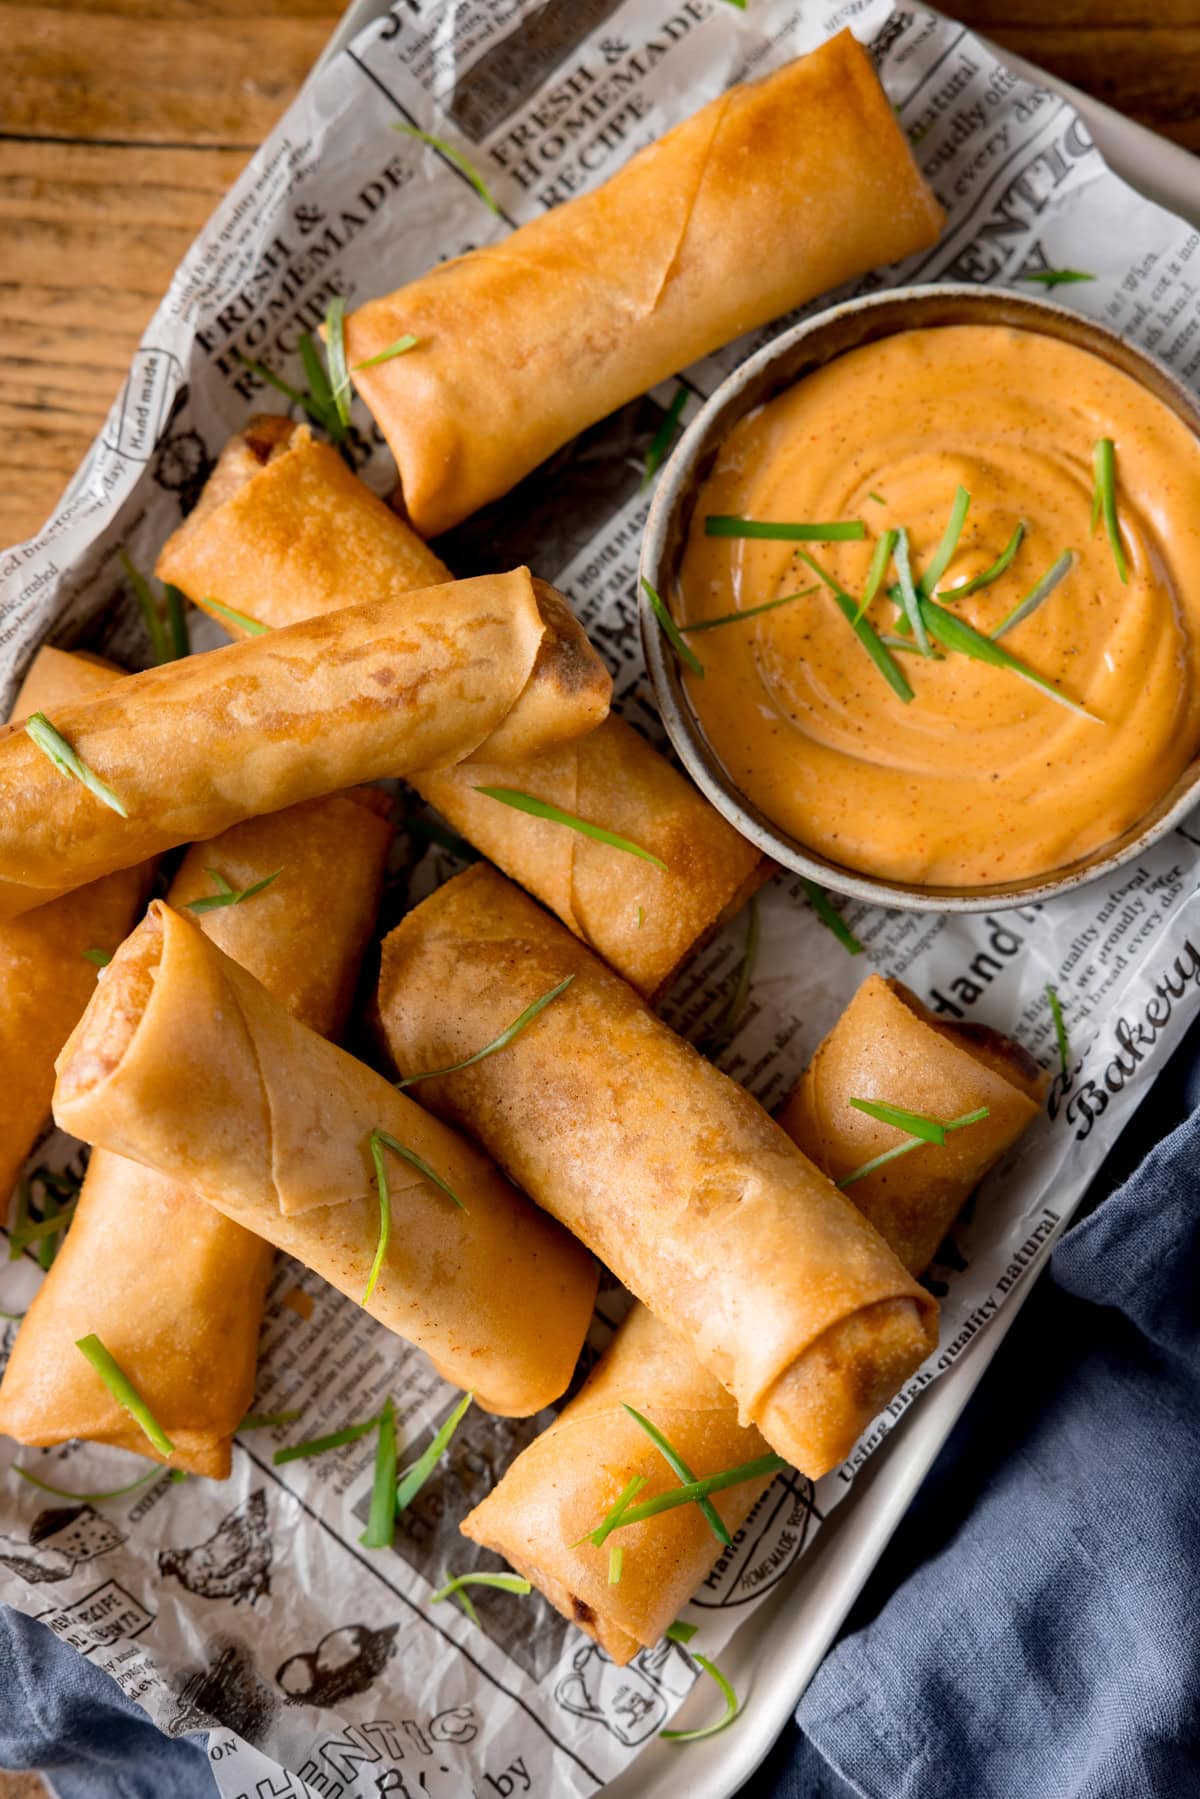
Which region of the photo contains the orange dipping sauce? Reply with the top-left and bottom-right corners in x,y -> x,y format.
676,325 -> 1200,887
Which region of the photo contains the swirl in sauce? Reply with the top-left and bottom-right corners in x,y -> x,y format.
676,325 -> 1200,887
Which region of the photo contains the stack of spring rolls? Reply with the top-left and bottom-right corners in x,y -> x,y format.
0,27 -> 1012,1668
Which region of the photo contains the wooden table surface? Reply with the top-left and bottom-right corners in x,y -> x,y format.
2,1 -> 1198,552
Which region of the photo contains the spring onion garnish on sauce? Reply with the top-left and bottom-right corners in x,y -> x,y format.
397,1391 -> 473,1512
795,552 -> 913,703
430,1571 -> 532,1628
643,386 -> 688,488
1046,983 -> 1071,1079
704,516 -> 866,542
919,597 -> 1100,722
25,713 -> 126,817
75,1334 -> 174,1457
391,123 -> 502,215
1091,438 -> 1129,584
199,595 -> 270,637
608,1544 -> 624,1585
922,484 -> 973,594
878,634 -> 946,661
360,1398 -> 398,1550
850,1097 -> 952,1143
1019,268 -> 1095,289
892,529 -> 934,656
853,529 -> 897,623
83,948 -> 112,967
185,868 -> 282,915
397,976 -> 575,1090
798,878 -> 863,956
661,1624 -> 740,1742
838,1107 -> 991,1189
15,1464 -> 185,1503
939,522 -> 1025,599
990,551 -> 1074,640
642,576 -> 706,678
682,586 -> 817,632
623,1404 -> 730,1546
475,787 -> 668,872
869,492 -> 888,506
273,1417 -> 380,1465
238,1410 -> 302,1432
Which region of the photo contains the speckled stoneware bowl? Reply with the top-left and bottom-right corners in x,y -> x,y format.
639,282 -> 1200,914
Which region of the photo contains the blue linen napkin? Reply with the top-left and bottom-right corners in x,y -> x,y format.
4,1022 -> 1200,1799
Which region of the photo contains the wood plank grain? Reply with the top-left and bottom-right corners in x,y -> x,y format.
3,5 -> 338,145
968,24 -> 1200,152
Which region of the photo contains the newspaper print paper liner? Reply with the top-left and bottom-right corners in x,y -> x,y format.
2,2 -> 1200,1794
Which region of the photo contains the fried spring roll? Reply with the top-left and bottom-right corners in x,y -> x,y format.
462,985 -> 1044,1661
343,32 -> 944,536
375,866 -> 938,1476
52,903 -> 598,1416
157,419 -> 768,997
0,650 -> 154,1203
777,974 -> 1047,1274
155,419 -> 452,633
0,570 -> 609,920
0,790 -> 394,1477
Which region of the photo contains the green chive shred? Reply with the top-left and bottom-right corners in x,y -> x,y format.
185,868 -> 282,915
939,522 -> 1025,599
704,517 -> 866,542
1046,983 -> 1071,1079
642,576 -> 705,679
1092,438 -> 1129,584
799,878 -> 863,955
398,976 -> 574,1090
475,786 -> 668,871
990,551 -> 1074,640
273,1417 -> 379,1464
797,550 -> 913,702
643,386 -> 688,488
429,1570 -> 532,1627
391,123 -> 501,215
623,1404 -> 730,1547
75,1334 -> 174,1458
683,587 -> 817,632
838,1107 -> 990,1189
360,1398 -> 399,1550
26,714 -> 127,817
199,596 -> 270,637
396,1391 -> 473,1513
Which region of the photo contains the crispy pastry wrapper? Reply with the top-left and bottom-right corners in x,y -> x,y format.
777,974 -> 1048,1275
0,569 -> 609,919
375,865 -> 938,1477
52,902 -> 598,1417
344,32 -> 944,535
156,420 -> 452,630
157,417 -> 768,998
0,788 -> 394,1477
0,650 -> 154,1202
463,978 -> 1044,1661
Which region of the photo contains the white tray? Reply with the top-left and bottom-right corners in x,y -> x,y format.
249,12 -> 1200,1793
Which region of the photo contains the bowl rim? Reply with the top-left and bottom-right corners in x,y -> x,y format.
638,281 -> 1200,915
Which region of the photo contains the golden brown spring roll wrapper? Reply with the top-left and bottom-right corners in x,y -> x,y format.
414,719 -> 768,1000
156,420 -> 451,631
0,650 -> 154,1203
0,789 -> 394,1477
53,903 -> 598,1416
157,417 -> 768,998
463,988 -> 1045,1660
0,570 -> 609,920
345,32 -> 944,536
375,865 -> 937,1476
778,974 -> 1048,1276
